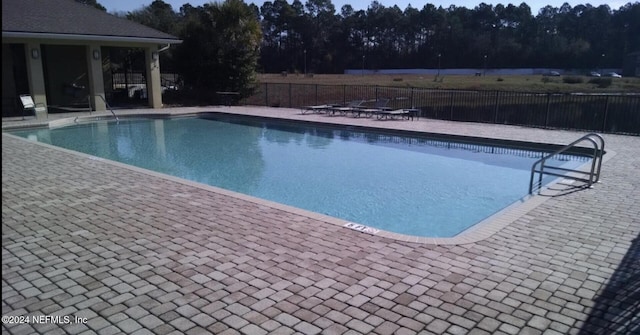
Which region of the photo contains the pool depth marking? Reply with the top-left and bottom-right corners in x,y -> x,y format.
344,222 -> 380,235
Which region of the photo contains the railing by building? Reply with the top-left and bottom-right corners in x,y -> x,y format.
241,83 -> 640,135
110,72 -> 180,92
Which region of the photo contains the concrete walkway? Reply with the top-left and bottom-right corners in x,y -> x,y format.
2,107 -> 639,335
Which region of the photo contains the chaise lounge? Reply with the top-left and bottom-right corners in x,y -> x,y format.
376,109 -> 416,120
19,95 -> 47,120
351,98 -> 391,118
328,100 -> 365,116
301,103 -> 339,114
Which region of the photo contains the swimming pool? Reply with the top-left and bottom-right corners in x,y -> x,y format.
9,115 -> 587,237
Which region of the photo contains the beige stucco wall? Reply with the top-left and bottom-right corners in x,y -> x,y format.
87,44 -> 106,111
145,47 -> 162,109
24,42 -> 48,118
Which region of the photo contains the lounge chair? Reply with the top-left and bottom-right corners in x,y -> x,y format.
328,100 -> 365,116
19,94 -> 47,120
301,103 -> 339,114
351,98 -> 391,118
376,109 -> 415,120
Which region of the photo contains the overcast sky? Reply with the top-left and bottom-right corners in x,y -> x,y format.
103,0 -> 633,15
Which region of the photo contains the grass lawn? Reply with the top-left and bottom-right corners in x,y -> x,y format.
257,73 -> 640,93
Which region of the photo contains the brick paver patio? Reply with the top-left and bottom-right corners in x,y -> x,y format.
2,107 -> 639,335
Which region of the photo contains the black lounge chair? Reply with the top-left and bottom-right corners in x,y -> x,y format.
376,109 -> 415,120
351,98 -> 391,118
19,95 -> 47,120
301,103 -> 339,114
328,100 -> 365,116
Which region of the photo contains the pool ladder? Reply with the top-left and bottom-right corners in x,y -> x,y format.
88,95 -> 119,122
529,133 -> 605,194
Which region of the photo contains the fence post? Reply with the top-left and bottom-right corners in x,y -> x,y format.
449,91 -> 455,120
289,83 -> 292,108
343,85 -> 346,105
315,84 -> 318,105
602,95 -> 610,132
494,91 -> 500,124
544,93 -> 551,128
410,87 -> 414,108
264,83 -> 268,107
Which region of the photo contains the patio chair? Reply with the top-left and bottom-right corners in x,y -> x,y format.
19,94 -> 47,120
351,98 -> 391,118
376,109 -> 413,120
328,100 -> 365,116
301,103 -> 339,114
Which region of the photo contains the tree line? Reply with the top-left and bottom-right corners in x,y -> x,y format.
116,0 -> 639,75
258,0 -> 639,73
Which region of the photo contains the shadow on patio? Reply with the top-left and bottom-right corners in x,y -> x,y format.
578,233 -> 640,334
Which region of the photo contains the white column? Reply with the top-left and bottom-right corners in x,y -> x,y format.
145,47 -> 163,108
24,43 -> 48,118
86,45 -> 106,111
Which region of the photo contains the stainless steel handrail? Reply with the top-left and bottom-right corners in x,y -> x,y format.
88,95 -> 119,122
529,133 -> 605,194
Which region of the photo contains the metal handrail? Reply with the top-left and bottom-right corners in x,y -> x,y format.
88,95 -> 119,122
529,133 -> 605,194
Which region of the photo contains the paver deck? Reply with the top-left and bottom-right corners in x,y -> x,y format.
2,106 -> 639,335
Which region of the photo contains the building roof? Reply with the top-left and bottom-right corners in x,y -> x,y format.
2,0 -> 181,44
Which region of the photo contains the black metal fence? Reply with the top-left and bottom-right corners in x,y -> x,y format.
241,83 -> 640,135
110,72 -> 181,89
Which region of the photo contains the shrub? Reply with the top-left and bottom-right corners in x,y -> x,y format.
562,76 -> 584,84
496,77 -> 504,82
588,77 -> 612,88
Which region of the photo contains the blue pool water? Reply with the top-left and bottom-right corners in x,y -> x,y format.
10,116 -> 585,237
